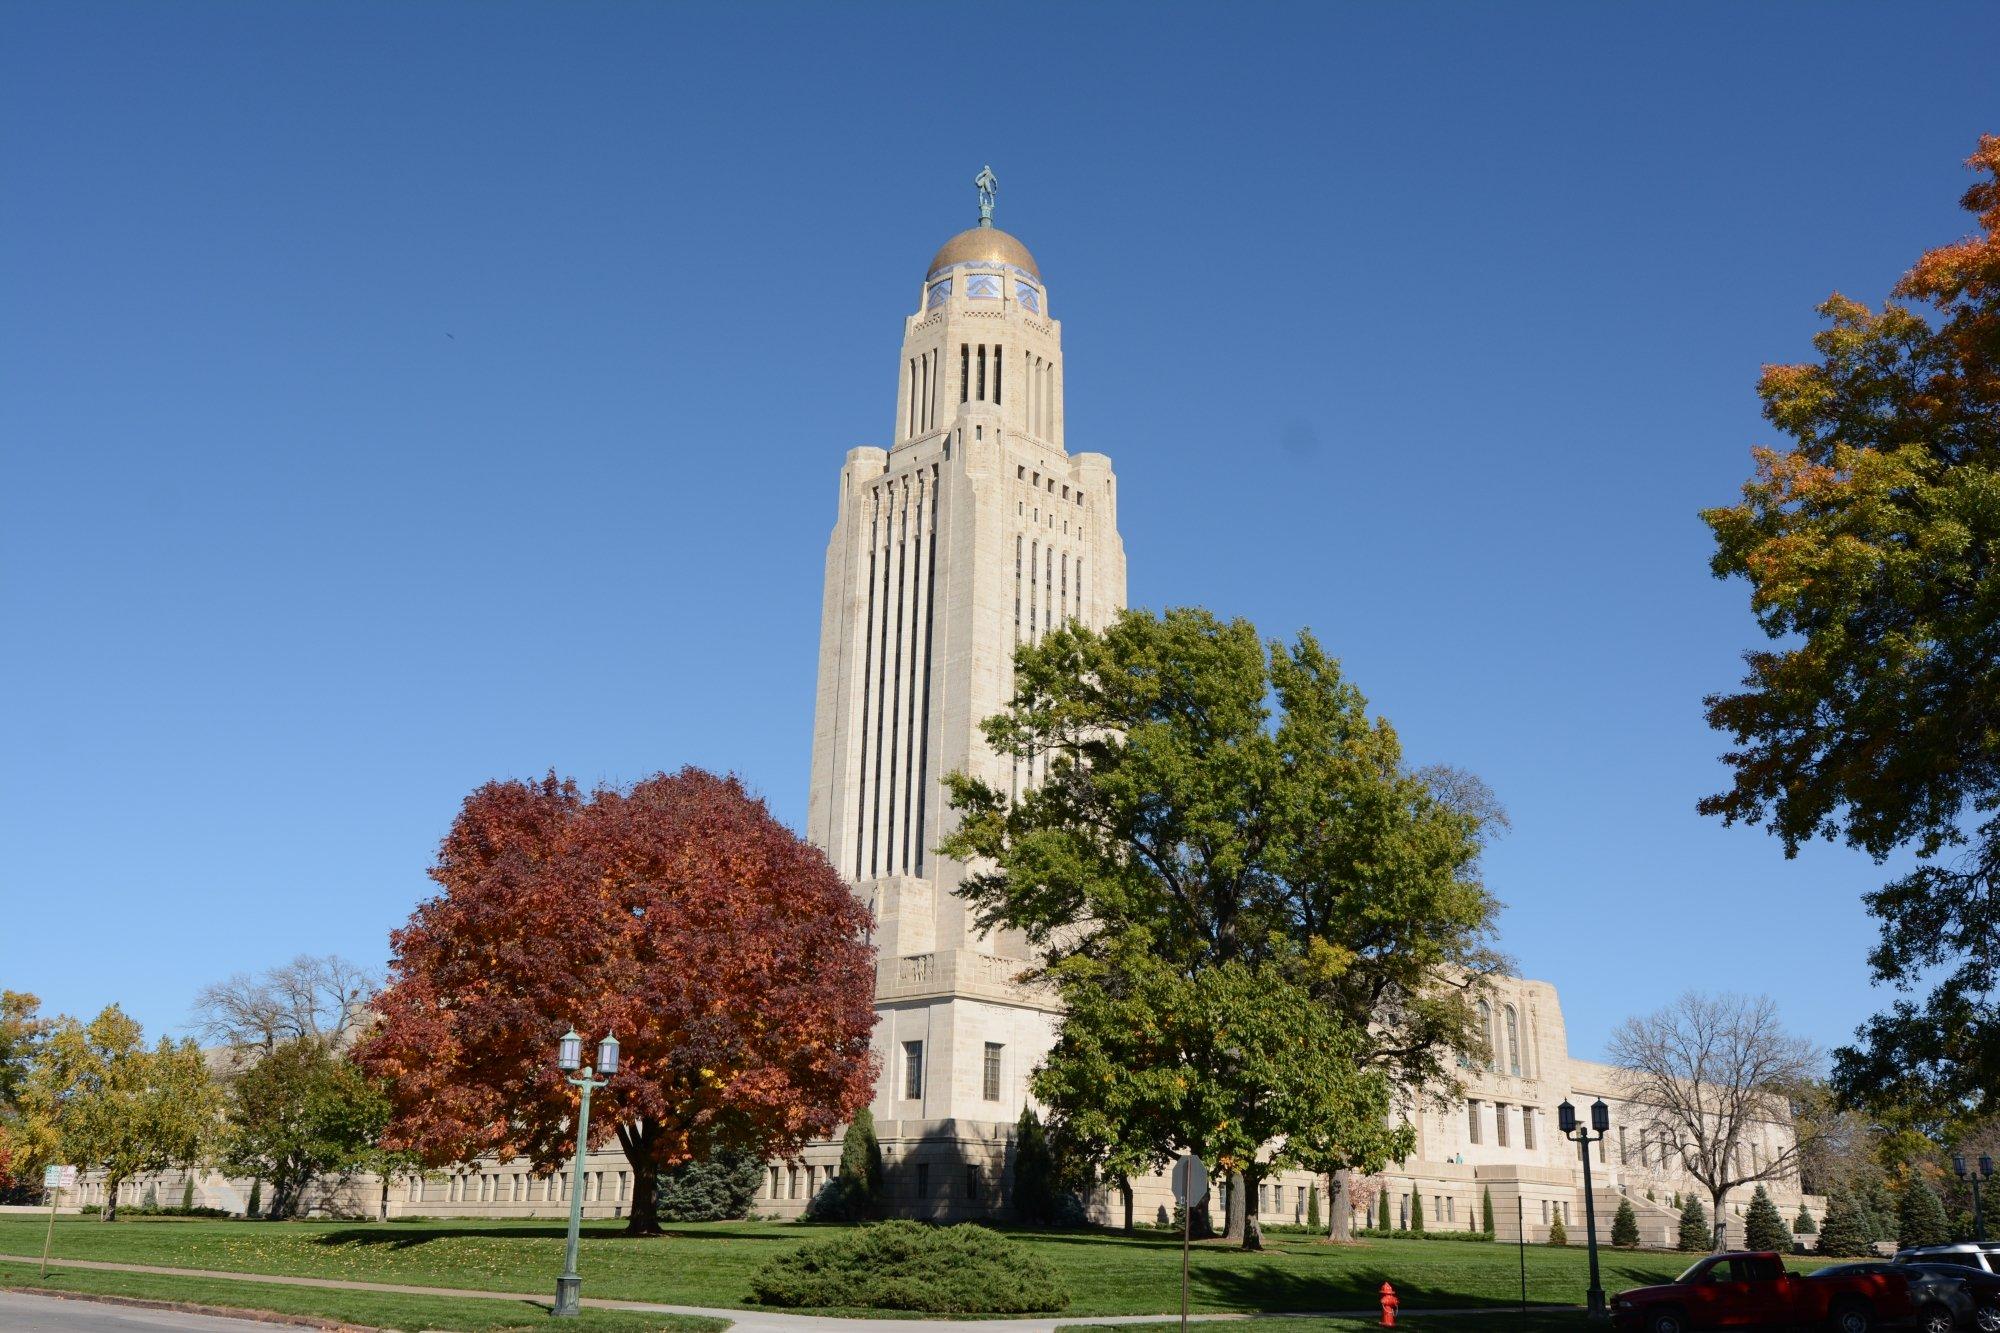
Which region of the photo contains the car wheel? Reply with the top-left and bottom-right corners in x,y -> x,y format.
1644,1310 -> 1685,1333
1829,1301 -> 1873,1333
1975,1304 -> 2000,1333
1914,1305 -> 1954,1333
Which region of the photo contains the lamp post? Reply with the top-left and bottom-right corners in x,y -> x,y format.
1955,1153 -> 1994,1242
1559,1098 -> 1611,1323
553,1028 -> 619,1319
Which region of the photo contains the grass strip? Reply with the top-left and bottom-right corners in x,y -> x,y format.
0,1258 -> 731,1332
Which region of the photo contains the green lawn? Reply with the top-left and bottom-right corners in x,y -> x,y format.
0,1258 -> 729,1332
1071,1318 -> 1596,1333
0,1215 -> 1825,1317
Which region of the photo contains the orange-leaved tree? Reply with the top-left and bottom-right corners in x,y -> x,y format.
357,768 -> 878,1235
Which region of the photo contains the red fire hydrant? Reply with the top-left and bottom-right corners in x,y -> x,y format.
1379,1281 -> 1399,1327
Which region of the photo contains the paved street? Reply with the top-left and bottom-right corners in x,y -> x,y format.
0,1291 -> 319,1331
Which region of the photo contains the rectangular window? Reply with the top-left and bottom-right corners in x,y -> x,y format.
1496,1103 -> 1510,1147
1467,1099 -> 1482,1145
960,345 -> 969,402
1619,1127 -> 1628,1165
1523,1109 -> 1537,1150
983,1042 -> 1003,1101
903,1040 -> 924,1099
965,1165 -> 980,1199
789,1166 -> 800,1199
916,1163 -> 930,1199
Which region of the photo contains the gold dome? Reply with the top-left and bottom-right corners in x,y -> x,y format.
928,226 -> 1040,280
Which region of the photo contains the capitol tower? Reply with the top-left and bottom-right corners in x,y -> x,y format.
798,170 -> 1127,1216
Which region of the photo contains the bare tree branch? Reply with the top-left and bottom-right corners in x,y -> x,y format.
1608,991 -> 1821,1250
192,954 -> 379,1058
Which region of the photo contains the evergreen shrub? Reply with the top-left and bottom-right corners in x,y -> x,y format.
1410,1191 -> 1424,1233
1548,1213 -> 1568,1246
1816,1191 -> 1870,1257
1611,1198 -> 1640,1248
1306,1183 -> 1320,1231
806,1110 -> 883,1222
751,1220 -> 1069,1313
657,1146 -> 765,1222
1793,1205 -> 1816,1236
1677,1195 -> 1710,1252
1744,1186 -> 1790,1252
1482,1186 -> 1495,1235
1898,1178 -> 1951,1250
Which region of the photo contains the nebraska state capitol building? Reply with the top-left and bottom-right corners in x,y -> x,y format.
78,175 -> 1818,1244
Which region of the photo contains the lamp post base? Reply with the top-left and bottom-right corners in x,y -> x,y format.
553,1276 -> 582,1318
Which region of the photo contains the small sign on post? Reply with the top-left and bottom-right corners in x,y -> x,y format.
1170,1153 -> 1208,1333
40,1164 -> 75,1278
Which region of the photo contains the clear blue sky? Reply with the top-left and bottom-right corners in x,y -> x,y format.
4,2 -> 1995,1064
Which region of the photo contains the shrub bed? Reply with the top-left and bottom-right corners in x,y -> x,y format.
750,1219 -> 1070,1313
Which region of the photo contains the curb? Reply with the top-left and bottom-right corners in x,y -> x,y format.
4,1284 -> 384,1330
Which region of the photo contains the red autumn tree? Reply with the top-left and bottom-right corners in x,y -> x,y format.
357,768 -> 878,1235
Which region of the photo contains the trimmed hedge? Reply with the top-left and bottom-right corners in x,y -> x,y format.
751,1220 -> 1069,1313
1355,1228 -> 1497,1243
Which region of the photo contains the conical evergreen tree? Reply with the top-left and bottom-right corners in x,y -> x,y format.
246,1180 -> 261,1219
1482,1186 -> 1495,1235
1012,1107 -> 1058,1225
1861,1178 -> 1897,1242
1898,1177 -> 1951,1250
1378,1188 -> 1392,1233
1306,1183 -> 1320,1231
1816,1190 -> 1870,1257
1410,1190 -> 1424,1233
1744,1186 -> 1790,1252
807,1108 -> 883,1220
1548,1212 -> 1568,1246
1793,1204 -> 1816,1236
1611,1198 -> 1639,1248
1677,1194 -> 1710,1252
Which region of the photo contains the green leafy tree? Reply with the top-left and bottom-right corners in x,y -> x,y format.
1482,1185 -> 1496,1235
1306,1181 -> 1320,1231
214,1038 -> 389,1221
19,1006 -> 216,1222
1612,1198 -> 1640,1248
1678,1195 -> 1711,1252
655,1144 -> 765,1222
807,1108 -> 883,1221
1548,1213 -> 1568,1246
1744,1185 -> 1790,1251
1898,1176 -> 1951,1249
943,609 -> 1502,1248
1794,1204 -> 1817,1236
1816,1189 -> 1870,1256
1699,135 -> 2000,1121
1378,1187 -> 1392,1233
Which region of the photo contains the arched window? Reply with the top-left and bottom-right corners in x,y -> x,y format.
1504,1005 -> 1521,1076
1476,1000 -> 1493,1070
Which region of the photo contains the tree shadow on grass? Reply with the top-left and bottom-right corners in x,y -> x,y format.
1196,1264 -> 1527,1314
310,1222 -> 805,1250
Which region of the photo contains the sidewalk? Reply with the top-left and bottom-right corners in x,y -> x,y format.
1,1253 -> 1577,1332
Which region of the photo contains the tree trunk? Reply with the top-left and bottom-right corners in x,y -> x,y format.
1243,1165 -> 1264,1251
1119,1177 -> 1134,1233
1223,1170 -> 1245,1244
1711,1186 -> 1729,1251
617,1121 -> 661,1236
1329,1170 -> 1351,1241
102,1173 -> 121,1223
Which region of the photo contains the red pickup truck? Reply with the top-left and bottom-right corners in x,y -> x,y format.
1610,1251 -> 1922,1333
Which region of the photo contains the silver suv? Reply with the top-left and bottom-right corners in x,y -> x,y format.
1894,1242 -> 2000,1275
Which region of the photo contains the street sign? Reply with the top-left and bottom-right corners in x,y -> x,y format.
57,1166 -> 76,1190
42,1165 -> 59,1189
1170,1152 -> 1207,1206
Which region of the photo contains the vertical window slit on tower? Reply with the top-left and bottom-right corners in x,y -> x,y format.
977,345 -> 987,401
912,471 -> 939,876
994,344 -> 1002,405
855,498 -> 879,880
884,486 -> 908,874
960,344 -> 969,403
1030,540 -> 1039,638
899,476 -> 925,872
869,499 -> 893,878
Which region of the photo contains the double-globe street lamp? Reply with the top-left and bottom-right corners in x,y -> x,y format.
1558,1098 -> 1612,1324
1955,1153 -> 1994,1242
553,1028 -> 619,1319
